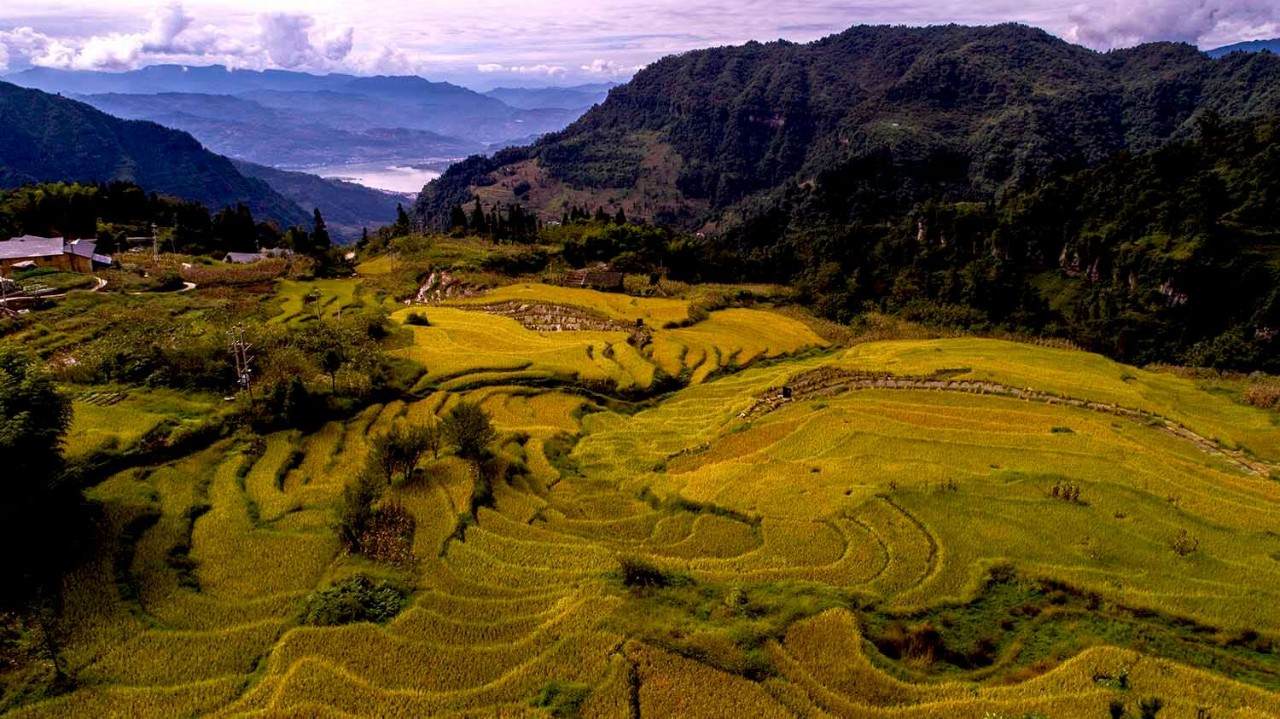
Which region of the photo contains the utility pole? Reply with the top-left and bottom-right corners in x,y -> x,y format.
227,324 -> 255,400
151,223 -> 159,259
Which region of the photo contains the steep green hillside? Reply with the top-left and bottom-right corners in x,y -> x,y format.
0,81 -> 308,228
233,161 -> 404,242
415,26 -> 1280,369
417,25 -> 1280,230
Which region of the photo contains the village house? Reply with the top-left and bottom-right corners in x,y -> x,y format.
0,236 -> 114,275
223,247 -> 296,264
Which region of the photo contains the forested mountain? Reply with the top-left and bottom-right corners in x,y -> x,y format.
1207,38 -> 1280,57
483,83 -> 617,110
233,161 -> 405,240
416,24 -> 1280,231
0,81 -> 309,228
416,24 -> 1280,369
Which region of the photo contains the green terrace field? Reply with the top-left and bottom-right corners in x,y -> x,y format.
6,276 -> 1280,718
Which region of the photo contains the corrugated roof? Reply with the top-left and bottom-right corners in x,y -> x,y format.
1,236 -> 65,260
67,239 -> 97,258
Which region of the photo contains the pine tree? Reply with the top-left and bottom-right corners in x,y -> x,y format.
311,208 -> 331,252
614,207 -> 627,225
470,198 -> 488,234
394,203 -> 411,236
449,205 -> 468,232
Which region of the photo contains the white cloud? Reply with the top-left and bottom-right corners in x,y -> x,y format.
0,3 -> 354,72
1066,0 -> 1280,48
145,2 -> 192,49
2,0 -> 1278,85
477,62 -> 567,76
580,58 -> 638,76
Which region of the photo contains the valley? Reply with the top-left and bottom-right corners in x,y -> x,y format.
2,13 -> 1280,719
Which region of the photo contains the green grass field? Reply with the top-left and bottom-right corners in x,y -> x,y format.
7,278 -> 1280,718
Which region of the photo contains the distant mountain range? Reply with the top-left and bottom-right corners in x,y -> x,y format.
3,65 -> 589,155
483,84 -> 617,111
1207,38 -> 1280,57
0,80 -> 309,229
79,92 -> 483,169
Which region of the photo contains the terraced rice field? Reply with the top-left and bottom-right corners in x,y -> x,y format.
398,286 -> 827,392
14,285 -> 1280,718
272,279 -> 388,326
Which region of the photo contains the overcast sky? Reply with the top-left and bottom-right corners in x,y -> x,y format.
1,0 -> 1277,87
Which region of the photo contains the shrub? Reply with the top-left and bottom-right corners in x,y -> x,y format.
405,312 -> 431,327
1171,530 -> 1200,557
361,501 -> 417,568
301,575 -> 409,626
532,681 -> 590,718
1138,697 -> 1165,719
617,555 -> 672,590
443,401 -> 497,460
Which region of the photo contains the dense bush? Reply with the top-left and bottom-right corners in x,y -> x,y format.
301,575 -> 409,626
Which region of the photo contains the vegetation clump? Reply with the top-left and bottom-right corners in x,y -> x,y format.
301,575 -> 409,626
442,401 -> 498,460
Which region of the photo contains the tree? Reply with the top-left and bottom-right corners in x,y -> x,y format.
0,347 -> 79,680
614,207 -> 628,225
311,208 -> 331,252
442,401 -> 497,460
424,421 -> 443,460
320,347 -> 343,394
393,204 -> 412,237
337,469 -> 385,553
469,198 -> 488,235
369,423 -> 434,484
449,204 -> 468,233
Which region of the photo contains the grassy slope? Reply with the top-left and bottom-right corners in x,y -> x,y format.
10,281 -> 1280,718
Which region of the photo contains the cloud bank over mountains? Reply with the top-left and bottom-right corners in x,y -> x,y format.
0,0 -> 1277,86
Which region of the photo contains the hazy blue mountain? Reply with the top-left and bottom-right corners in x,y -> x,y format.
1207,38 -> 1280,58
80,93 -> 483,168
5,65 -> 587,147
484,83 -> 617,110
4,64 -> 354,95
0,81 -> 308,228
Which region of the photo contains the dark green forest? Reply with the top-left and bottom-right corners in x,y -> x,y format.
0,81 -> 309,228
415,24 -> 1280,370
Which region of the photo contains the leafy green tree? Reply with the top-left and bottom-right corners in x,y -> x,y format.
0,347 -> 80,679
369,423 -> 435,484
336,469 -> 385,552
442,401 -> 497,460
320,347 -> 343,394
